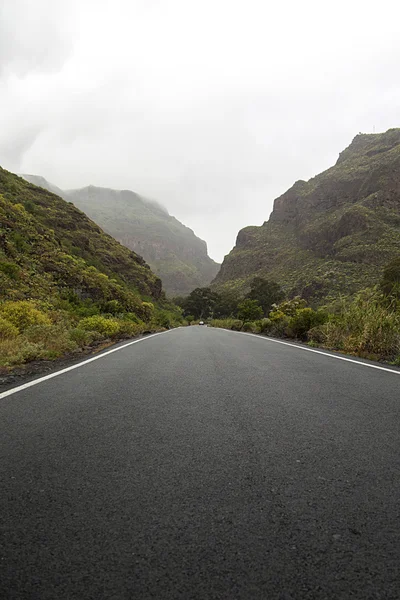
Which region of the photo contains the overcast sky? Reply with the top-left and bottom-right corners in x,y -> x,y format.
1,0 -> 399,261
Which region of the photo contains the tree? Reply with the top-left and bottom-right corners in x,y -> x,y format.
181,287 -> 220,319
247,277 -> 284,316
237,298 -> 263,321
213,290 -> 240,318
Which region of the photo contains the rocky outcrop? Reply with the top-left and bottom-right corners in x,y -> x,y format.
213,129 -> 400,302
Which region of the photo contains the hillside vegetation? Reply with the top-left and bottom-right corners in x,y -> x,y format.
214,129 -> 400,302
23,176 -> 219,297
0,168 -> 181,368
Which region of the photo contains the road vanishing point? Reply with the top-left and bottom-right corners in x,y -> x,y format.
1,326 -> 399,599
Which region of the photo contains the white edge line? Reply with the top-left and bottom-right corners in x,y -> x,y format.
217,328 -> 400,376
0,329 -> 177,400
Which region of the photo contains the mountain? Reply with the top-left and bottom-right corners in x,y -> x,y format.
22,176 -> 219,297
1,167 -> 162,311
213,128 -> 400,302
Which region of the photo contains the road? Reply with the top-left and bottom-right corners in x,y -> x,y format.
1,326 -> 399,599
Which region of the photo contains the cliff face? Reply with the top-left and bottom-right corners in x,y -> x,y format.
22,178 -> 219,297
213,129 -> 400,302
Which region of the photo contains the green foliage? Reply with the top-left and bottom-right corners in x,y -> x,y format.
186,315 -> 195,324
0,301 -> 51,331
242,321 -> 257,332
181,287 -> 220,319
0,339 -> 44,366
213,290 -> 240,318
287,308 -> 328,340
79,315 -> 121,337
270,296 -> 307,319
308,289 -> 400,358
209,318 -> 243,331
247,278 -> 284,315
213,129 -> 400,304
0,167 -> 162,307
381,256 -> 400,297
0,168 -> 184,368
210,286 -> 400,363
237,299 -> 263,321
0,261 -> 20,280
0,316 -> 19,340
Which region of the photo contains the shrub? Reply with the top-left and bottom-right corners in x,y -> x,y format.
0,261 -> 20,280
24,324 -> 78,358
0,301 -> 51,331
230,319 -> 244,331
237,299 -> 263,321
307,289 -> 400,358
101,299 -> 122,315
209,318 -> 243,331
258,318 -> 272,334
0,339 -> 44,367
242,321 -> 256,332
117,320 -> 146,338
0,316 -> 19,340
141,302 -> 154,321
79,315 -> 120,337
287,308 -> 329,340
307,326 -> 327,344
69,327 -> 98,346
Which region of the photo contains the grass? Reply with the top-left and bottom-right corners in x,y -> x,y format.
209,288 -> 400,364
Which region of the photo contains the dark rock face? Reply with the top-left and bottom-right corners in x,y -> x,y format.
22,178 -> 219,297
213,129 -> 400,302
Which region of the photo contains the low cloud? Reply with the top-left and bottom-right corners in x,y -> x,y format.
1,0 -> 399,260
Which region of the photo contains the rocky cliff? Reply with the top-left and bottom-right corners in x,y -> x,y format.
213,129 -> 400,302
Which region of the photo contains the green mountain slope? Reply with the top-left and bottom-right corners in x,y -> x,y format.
213,128 -> 400,302
23,177 -> 219,297
0,167 -> 162,311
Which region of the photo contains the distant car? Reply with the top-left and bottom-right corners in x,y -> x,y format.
199,321 -> 204,325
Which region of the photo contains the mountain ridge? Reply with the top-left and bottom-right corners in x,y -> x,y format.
213,128 -> 400,302
22,175 -> 219,297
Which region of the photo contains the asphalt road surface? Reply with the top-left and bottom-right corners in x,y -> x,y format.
1,326 -> 400,599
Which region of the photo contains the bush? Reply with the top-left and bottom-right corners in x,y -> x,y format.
209,318 -> 244,331
307,326 -> 327,344
141,301 -> 154,321
79,315 -> 120,337
242,321 -> 257,332
0,301 -> 51,331
287,308 -> 328,340
237,299 -> 263,321
69,327 -> 98,346
0,316 -> 19,340
258,318 -> 272,334
101,299 -> 122,315
307,289 -> 400,358
270,296 -> 307,318
24,324 -> 78,358
0,339 -> 44,367
117,320 -> 146,338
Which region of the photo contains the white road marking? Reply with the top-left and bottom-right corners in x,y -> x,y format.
0,329 -> 176,400
218,328 -> 400,376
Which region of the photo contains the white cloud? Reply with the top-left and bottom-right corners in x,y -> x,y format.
1,0 -> 399,260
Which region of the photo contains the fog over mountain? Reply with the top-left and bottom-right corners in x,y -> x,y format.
1,0 -> 399,261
